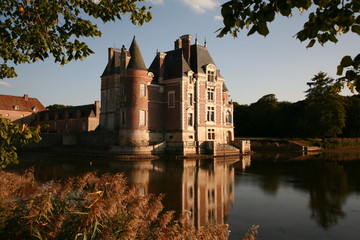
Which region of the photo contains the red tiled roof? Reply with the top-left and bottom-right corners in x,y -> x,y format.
0,94 -> 46,112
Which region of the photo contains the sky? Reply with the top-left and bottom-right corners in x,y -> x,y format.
1,0 -> 359,107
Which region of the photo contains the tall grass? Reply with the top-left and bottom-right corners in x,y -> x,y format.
0,170 -> 234,240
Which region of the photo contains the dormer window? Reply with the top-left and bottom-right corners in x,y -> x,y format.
204,64 -> 216,82
207,71 -> 215,82
32,107 -> 37,112
13,105 -> 19,110
186,70 -> 194,84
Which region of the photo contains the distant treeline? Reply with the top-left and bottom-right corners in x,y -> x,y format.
234,94 -> 360,138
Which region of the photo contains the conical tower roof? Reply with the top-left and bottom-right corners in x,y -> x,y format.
127,36 -> 147,71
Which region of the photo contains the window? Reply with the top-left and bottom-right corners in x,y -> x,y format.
120,109 -> 126,126
188,93 -> 193,106
188,112 -> 193,127
207,129 -> 215,140
120,82 -> 126,101
207,87 -> 215,101
140,83 -> 146,97
225,111 -> 232,124
32,107 -> 37,112
208,209 -> 215,222
207,106 -> 215,122
168,91 -> 175,108
139,110 -> 146,126
13,105 -> 19,110
207,71 -> 215,82
189,75 -> 193,83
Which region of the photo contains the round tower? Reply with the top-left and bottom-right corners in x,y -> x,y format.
122,36 -> 152,146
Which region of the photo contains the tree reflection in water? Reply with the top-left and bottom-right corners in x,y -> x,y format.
248,152 -> 360,229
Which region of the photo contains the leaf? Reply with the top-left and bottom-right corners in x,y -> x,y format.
257,22 -> 269,36
337,65 -> 344,76
306,39 -> 316,48
351,25 -> 360,35
340,55 -> 353,68
247,25 -> 257,36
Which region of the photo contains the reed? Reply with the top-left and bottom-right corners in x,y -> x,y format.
0,170 -> 234,240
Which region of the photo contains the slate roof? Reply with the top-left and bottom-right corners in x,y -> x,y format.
37,104 -> 97,120
101,37 -> 147,77
149,43 -> 223,83
127,36 -> 147,71
0,94 -> 46,112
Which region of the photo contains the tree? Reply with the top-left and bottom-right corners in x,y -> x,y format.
218,0 -> 360,91
342,95 -> 360,137
305,72 -> 346,139
46,104 -> 73,110
0,116 -> 41,168
0,0 -> 152,79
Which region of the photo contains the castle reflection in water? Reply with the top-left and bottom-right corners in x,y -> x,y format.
107,156 -> 251,227
16,154 -> 251,228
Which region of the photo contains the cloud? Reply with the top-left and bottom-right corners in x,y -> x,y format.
150,0 -> 165,4
214,15 -> 222,21
179,0 -> 219,13
0,81 -> 12,87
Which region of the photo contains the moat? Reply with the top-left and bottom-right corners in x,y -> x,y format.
6,151 -> 360,240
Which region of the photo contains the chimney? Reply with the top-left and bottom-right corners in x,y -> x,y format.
108,48 -> 114,70
23,94 -> 28,101
180,34 -> 192,62
95,100 -> 100,117
174,38 -> 182,50
157,52 -> 167,83
114,49 -> 121,68
120,45 -> 130,75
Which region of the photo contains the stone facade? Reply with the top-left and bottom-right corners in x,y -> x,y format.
100,35 -> 236,155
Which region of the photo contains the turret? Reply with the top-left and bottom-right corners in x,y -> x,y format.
122,36 -> 153,146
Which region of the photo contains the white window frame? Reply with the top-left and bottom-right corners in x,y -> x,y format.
207,106 -> 215,122
188,112 -> 193,127
225,110 -> 232,124
207,71 -> 215,82
140,83 -> 146,97
207,87 -> 215,101
139,110 -> 146,126
207,129 -> 215,140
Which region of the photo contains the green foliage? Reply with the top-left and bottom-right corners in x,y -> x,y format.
0,171 -> 230,240
343,95 -> 360,136
0,0 -> 152,79
46,104 -> 73,110
233,93 -> 359,139
0,116 -> 41,168
217,0 -> 360,91
305,72 -> 346,138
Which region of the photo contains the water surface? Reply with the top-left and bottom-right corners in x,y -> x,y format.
8,152 -> 360,240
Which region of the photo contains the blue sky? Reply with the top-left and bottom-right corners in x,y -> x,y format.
1,0 -> 358,107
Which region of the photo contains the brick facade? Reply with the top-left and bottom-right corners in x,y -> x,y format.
100,35 -> 236,155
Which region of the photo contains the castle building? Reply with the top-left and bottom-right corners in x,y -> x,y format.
100,35 -> 236,155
